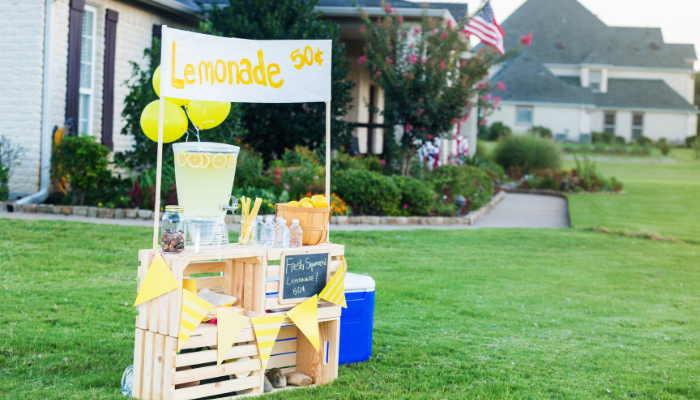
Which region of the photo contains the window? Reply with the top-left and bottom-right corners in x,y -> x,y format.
589,70 -> 601,91
632,113 -> 644,140
603,112 -> 615,135
516,106 -> 533,125
78,6 -> 96,135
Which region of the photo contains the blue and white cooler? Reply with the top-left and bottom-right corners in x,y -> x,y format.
339,273 -> 376,364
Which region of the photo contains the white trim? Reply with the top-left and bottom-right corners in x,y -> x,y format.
499,100 -> 699,114
79,5 -> 97,136
543,62 -> 694,73
314,6 -> 456,25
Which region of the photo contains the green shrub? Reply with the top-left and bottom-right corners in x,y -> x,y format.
391,175 -> 432,216
613,136 -> 626,145
429,165 -> 494,210
52,136 -> 111,206
234,146 -> 272,189
479,122 -> 512,141
332,169 -> 400,215
592,131 -> 614,144
0,136 -> 24,201
685,135 -> 698,148
691,137 -> 700,160
493,134 -> 561,173
635,136 -> 653,146
656,138 -> 671,156
464,155 -> 505,179
528,126 -> 552,139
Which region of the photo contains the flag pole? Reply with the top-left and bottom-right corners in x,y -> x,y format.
325,100 -> 331,241
152,25 -> 167,249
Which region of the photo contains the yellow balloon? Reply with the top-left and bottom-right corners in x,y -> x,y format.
186,100 -> 231,130
152,65 -> 189,107
140,99 -> 188,143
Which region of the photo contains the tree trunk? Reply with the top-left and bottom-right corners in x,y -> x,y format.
71,191 -> 77,206
80,190 -> 85,206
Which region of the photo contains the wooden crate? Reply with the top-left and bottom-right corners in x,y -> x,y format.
136,246 -> 267,337
133,243 -> 345,399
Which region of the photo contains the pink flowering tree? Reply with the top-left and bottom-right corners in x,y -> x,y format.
358,2 -> 518,175
475,80 -> 506,128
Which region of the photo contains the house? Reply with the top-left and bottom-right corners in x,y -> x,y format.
485,0 -> 698,143
316,0 -> 468,155
3,0 -> 218,202
4,0 -> 466,203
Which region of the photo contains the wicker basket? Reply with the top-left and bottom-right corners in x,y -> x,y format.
275,204 -> 331,245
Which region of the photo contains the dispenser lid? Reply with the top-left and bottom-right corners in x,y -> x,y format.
173,142 -> 240,154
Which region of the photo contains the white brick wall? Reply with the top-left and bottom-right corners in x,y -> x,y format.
0,0 -> 46,196
2,0 -> 196,196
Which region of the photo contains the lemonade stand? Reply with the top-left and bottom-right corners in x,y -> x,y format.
129,27 -> 349,400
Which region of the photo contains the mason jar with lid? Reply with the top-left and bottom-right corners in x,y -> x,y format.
161,205 -> 186,253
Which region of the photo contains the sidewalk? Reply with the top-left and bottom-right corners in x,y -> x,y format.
0,193 -> 569,230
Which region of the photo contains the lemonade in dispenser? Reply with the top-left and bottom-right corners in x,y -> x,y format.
173,142 -> 239,249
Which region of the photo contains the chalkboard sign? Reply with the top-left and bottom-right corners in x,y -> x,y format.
279,251 -> 330,304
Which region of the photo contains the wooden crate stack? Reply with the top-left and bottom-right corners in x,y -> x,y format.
132,243 -> 345,400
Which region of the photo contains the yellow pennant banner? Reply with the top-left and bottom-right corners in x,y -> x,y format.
251,314 -> 286,370
319,256 -> 347,308
178,289 -> 214,351
217,309 -> 250,366
286,295 -> 320,352
134,253 -> 179,307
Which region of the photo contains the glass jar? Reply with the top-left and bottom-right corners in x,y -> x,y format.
161,205 -> 186,253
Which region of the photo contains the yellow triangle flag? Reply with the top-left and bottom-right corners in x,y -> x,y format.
134,254 -> 179,307
319,256 -> 347,308
178,289 -> 214,351
217,309 -> 250,366
251,314 -> 286,370
286,295 -> 320,352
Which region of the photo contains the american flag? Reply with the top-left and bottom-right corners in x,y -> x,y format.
463,2 -> 505,55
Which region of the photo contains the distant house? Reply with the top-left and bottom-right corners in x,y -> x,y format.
486,0 -> 698,143
317,0 -> 468,155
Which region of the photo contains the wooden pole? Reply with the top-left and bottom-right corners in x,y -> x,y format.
325,101 -> 331,241
152,25 -> 168,249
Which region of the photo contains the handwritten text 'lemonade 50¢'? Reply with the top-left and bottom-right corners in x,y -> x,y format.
169,42 -> 324,90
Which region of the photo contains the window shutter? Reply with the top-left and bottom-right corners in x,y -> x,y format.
101,9 -> 119,150
65,0 -> 85,132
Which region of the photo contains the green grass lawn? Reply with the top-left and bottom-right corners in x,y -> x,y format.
565,149 -> 700,243
1,220 -> 699,399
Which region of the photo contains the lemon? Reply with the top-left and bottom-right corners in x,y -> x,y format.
299,197 -> 312,204
310,194 -> 321,200
211,153 -> 227,169
187,152 -> 204,168
312,196 -> 328,208
287,201 -> 300,207
176,152 -> 188,166
200,153 -> 211,168
227,154 -> 237,168
301,202 -> 313,208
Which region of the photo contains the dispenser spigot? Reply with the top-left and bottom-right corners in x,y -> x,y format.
222,195 -> 238,214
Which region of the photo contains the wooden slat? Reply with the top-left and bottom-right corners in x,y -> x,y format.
169,258 -> 184,338
267,264 -> 280,277
173,358 -> 261,385
266,244 -> 344,261
180,249 -> 263,264
195,276 -> 227,291
223,259 -> 233,295
296,317 -> 339,384
175,344 -> 259,367
243,263 -> 253,310
163,337 -> 177,400
159,293 -> 170,336
133,329 -> 146,400
266,353 -> 297,370
137,250 -> 151,330
277,326 -> 298,341
142,331 -> 155,400
180,329 -> 256,350
149,296 -> 159,333
253,261 -> 265,313
271,338 -> 297,356
233,262 -> 244,302
152,334 -> 166,400
173,376 -> 260,400
265,281 -> 279,293
182,261 -> 224,277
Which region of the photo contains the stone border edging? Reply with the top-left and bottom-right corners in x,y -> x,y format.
3,191 -> 506,227
502,187 -> 625,196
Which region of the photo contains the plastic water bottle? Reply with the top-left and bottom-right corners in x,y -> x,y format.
121,364 -> 133,396
252,215 -> 263,245
261,215 -> 276,247
274,218 -> 287,248
281,221 -> 290,248
289,219 -> 303,248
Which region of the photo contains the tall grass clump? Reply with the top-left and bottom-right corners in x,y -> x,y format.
493,134 -> 561,173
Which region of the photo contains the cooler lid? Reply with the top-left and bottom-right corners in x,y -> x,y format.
345,272 -> 375,293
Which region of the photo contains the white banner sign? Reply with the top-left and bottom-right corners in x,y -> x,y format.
160,27 -> 332,103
